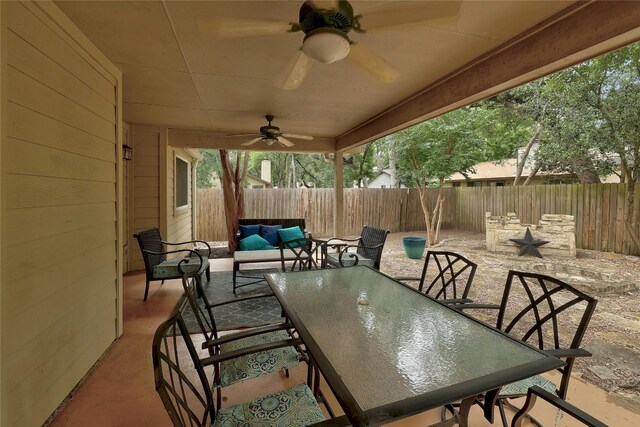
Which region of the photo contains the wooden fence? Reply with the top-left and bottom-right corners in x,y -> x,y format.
197,183 -> 640,255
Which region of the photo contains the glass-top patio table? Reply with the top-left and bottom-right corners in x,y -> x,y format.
264,266 -> 565,426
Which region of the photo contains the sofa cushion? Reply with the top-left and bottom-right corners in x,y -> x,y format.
239,224 -> 261,239
277,226 -> 305,248
239,234 -> 275,251
261,224 -> 283,246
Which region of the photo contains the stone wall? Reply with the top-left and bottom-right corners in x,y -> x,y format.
486,212 -> 576,257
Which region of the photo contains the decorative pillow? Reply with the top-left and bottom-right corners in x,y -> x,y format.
239,224 -> 261,239
239,234 -> 274,251
277,226 -> 305,248
260,224 -> 283,246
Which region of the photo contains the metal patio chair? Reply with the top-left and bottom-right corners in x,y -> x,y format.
152,310 -> 333,427
396,250 -> 482,307
134,227 -> 211,301
460,270 -> 598,427
279,237 -> 327,272
512,386 -> 608,427
324,225 -> 390,270
179,270 -> 302,409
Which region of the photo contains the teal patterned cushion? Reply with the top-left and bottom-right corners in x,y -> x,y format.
153,257 -> 209,279
498,374 -> 557,397
219,330 -> 300,387
214,383 -> 325,427
326,252 -> 374,268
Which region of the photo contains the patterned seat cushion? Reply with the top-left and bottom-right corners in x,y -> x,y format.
219,330 -> 300,387
153,256 -> 209,279
214,383 -> 325,427
498,374 -> 557,397
326,252 -> 374,268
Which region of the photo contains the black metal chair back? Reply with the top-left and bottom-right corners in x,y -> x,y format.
497,270 -> 597,399
134,227 -> 165,280
152,310 -> 215,427
279,238 -> 324,272
419,251 -> 477,301
180,272 -> 220,344
357,226 -> 390,270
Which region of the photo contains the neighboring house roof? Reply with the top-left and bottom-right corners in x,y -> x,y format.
246,175 -> 272,187
447,159 -> 571,182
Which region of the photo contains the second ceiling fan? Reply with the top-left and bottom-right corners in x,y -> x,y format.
201,0 -> 461,90
229,115 -> 314,147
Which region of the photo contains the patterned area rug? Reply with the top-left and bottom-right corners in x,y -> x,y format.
177,269 -> 284,332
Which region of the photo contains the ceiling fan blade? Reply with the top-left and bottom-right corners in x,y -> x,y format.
273,50 -> 313,91
198,17 -> 294,38
358,1 -> 462,31
348,43 -> 399,84
277,136 -> 296,147
282,133 -> 314,141
241,137 -> 263,147
228,133 -> 261,137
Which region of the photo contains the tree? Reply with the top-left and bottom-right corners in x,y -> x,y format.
396,108 -> 484,245
219,150 -> 250,252
196,149 -> 222,188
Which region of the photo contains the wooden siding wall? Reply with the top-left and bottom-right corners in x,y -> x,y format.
197,184 -> 639,255
1,2 -> 121,426
130,126 -> 160,271
166,147 -> 194,255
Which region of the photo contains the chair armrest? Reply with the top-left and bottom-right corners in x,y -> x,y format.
440,298 -> 474,305
200,338 -> 302,366
513,386 -> 607,427
162,239 -> 211,257
455,303 -> 501,311
325,237 -> 360,244
394,276 -> 421,282
203,322 -> 294,349
543,348 -> 592,359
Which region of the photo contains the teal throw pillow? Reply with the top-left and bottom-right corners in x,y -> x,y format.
277,226 -> 305,248
239,234 -> 275,251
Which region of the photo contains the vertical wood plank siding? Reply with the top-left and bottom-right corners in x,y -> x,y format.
2,2 -> 120,426
197,183 -> 640,255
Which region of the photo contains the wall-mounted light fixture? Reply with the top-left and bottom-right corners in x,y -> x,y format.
123,144 -> 133,161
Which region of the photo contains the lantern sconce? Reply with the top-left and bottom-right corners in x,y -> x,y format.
123,144 -> 133,161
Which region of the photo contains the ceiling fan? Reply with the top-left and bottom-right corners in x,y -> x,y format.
200,0 -> 461,90
229,115 -> 314,147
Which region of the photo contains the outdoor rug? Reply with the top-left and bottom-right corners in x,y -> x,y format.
177,269 -> 284,332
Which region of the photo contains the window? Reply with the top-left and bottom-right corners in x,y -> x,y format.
175,156 -> 189,209
452,182 -> 460,188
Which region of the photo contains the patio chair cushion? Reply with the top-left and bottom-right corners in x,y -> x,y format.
218,330 -> 300,387
153,256 -> 209,279
214,383 -> 325,427
326,252 -> 375,268
239,224 -> 261,239
239,234 -> 275,251
261,224 -> 283,245
277,226 -> 305,247
498,374 -> 557,397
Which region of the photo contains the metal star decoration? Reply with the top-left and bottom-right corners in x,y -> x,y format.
509,227 -> 549,258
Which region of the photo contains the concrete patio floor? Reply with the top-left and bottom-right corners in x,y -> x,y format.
46,258 -> 640,427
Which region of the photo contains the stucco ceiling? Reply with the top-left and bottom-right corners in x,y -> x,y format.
56,1 -> 576,141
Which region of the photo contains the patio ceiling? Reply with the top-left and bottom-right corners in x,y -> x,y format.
55,1 -> 640,152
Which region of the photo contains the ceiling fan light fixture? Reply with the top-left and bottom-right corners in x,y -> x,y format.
302,28 -> 350,64
263,137 -> 278,146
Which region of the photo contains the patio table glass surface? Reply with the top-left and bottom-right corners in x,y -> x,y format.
264,266 -> 564,425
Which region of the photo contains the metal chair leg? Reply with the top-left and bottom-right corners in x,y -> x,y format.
143,279 -> 150,301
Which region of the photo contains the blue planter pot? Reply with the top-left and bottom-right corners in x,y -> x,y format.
403,237 -> 427,259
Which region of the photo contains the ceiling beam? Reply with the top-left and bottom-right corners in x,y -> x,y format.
168,128 -> 336,153
336,0 -> 640,151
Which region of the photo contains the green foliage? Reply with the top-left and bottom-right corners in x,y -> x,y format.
196,150 -> 221,188
394,108 -> 487,187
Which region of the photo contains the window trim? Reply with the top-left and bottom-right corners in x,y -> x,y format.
174,155 -> 189,214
